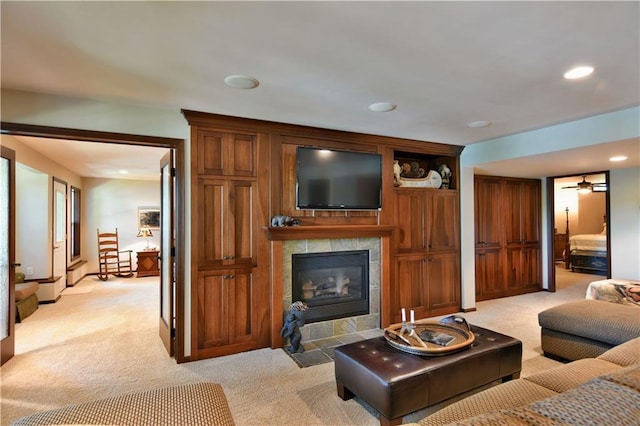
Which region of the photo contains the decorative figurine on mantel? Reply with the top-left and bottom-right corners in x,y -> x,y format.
281,301 -> 308,353
438,164 -> 452,189
393,160 -> 402,187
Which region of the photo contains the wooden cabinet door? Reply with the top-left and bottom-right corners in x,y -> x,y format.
427,253 -> 460,313
520,246 -> 541,289
198,178 -> 226,267
198,179 -> 255,267
503,179 -> 540,245
474,177 -> 502,248
227,180 -> 255,266
475,248 -> 503,300
505,247 -> 540,291
520,181 -> 540,244
427,191 -> 459,252
396,191 -> 427,252
395,255 -> 428,319
503,180 -> 524,246
196,129 -> 256,177
197,269 -> 256,352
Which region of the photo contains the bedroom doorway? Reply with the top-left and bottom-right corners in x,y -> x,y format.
549,172 -> 610,291
0,122 -> 186,362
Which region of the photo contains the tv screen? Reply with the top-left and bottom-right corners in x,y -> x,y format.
296,146 -> 382,210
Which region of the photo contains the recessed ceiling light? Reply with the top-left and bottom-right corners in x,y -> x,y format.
119,170 -> 129,174
609,155 -> 628,162
564,66 -> 594,79
467,120 -> 492,128
224,75 -> 259,89
368,102 -> 397,112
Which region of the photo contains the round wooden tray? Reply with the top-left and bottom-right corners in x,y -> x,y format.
384,315 -> 475,356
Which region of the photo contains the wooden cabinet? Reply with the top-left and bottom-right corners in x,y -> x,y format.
474,176 -> 541,301
396,190 -> 459,253
392,184 -> 460,321
185,115 -> 270,360
196,268 -> 256,354
136,250 -> 159,277
195,129 -> 256,177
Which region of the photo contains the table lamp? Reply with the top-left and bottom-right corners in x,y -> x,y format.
137,226 -> 154,250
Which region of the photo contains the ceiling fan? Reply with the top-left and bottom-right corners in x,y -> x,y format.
562,175 -> 607,193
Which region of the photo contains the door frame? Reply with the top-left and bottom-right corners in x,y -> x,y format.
1,145 -> 16,365
52,177 -> 68,293
546,171 -> 611,291
0,122 -> 187,362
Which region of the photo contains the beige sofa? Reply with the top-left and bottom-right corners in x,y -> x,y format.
11,382 -> 235,425
538,298 -> 640,361
407,337 -> 640,425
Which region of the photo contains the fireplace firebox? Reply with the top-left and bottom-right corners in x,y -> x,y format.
292,250 -> 370,323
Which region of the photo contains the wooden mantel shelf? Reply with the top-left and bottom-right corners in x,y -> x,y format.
264,225 -> 395,241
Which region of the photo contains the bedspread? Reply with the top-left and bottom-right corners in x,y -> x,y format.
570,233 -> 606,252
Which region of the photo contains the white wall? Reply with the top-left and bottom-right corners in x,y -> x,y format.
83,178 -> 161,273
3,133 -> 83,280
609,167 -> 640,280
15,164 -> 48,278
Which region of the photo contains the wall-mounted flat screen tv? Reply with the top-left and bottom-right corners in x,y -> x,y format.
296,146 -> 382,210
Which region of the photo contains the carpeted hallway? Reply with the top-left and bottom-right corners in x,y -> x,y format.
1,266 -> 600,425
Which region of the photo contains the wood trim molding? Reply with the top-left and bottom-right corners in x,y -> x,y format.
264,225 -> 395,241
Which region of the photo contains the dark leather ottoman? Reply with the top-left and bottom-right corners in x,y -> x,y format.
334,325 -> 522,426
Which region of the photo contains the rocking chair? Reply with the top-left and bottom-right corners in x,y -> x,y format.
97,228 -> 133,280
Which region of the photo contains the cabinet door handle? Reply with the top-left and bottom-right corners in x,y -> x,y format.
222,256 -> 235,260
223,275 -> 235,279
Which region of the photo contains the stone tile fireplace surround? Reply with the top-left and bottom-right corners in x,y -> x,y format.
283,238 -> 381,344
266,225 -> 394,349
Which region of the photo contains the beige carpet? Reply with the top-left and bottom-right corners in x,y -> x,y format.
0,267 -> 598,425
61,284 -> 95,295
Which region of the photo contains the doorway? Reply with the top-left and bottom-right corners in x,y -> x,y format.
548,172 -> 611,292
0,122 -> 186,362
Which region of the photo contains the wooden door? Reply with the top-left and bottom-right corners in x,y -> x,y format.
159,151 -> 175,356
1,146 -> 16,366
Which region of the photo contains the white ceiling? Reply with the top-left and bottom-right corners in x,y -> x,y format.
1,1 -> 639,179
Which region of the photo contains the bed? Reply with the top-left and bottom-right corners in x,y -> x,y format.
569,226 -> 607,274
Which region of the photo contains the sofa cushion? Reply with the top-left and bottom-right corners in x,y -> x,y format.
538,299 -> 640,346
449,365 -> 640,426
12,382 -> 235,426
523,358 -> 622,393
597,336 -> 640,366
418,380 -> 557,426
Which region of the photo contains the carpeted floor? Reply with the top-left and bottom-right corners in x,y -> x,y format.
1,267 -> 599,425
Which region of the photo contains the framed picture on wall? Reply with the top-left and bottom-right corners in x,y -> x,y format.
138,206 -> 160,230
